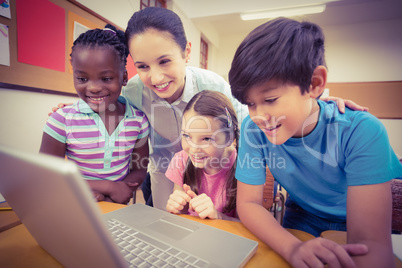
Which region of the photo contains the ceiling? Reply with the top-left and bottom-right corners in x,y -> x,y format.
77,0 -> 402,36
178,0 -> 402,35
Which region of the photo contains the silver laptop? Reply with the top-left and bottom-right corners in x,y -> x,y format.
0,145 -> 257,268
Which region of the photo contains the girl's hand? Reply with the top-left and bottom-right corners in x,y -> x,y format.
186,187 -> 219,220
93,191 -> 105,202
48,102 -> 73,116
108,181 -> 138,204
287,237 -> 368,268
166,186 -> 192,213
321,96 -> 368,114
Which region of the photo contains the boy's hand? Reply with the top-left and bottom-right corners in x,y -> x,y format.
320,96 -> 368,114
186,186 -> 219,220
288,237 -> 368,268
48,102 -> 73,116
166,184 -> 192,213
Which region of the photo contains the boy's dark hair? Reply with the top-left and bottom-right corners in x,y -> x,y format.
182,90 -> 239,214
125,7 -> 187,52
229,17 -> 326,104
71,24 -> 129,67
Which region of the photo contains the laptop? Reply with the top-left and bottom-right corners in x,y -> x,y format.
0,145 -> 257,268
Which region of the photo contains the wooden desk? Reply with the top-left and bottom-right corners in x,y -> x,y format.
2,202 -> 401,267
0,202 -> 313,268
0,202 -> 20,232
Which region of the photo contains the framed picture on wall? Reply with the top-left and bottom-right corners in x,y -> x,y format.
67,11 -> 104,73
0,23 -> 10,66
73,21 -> 90,41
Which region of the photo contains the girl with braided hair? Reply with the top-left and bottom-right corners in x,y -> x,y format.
40,25 -> 149,204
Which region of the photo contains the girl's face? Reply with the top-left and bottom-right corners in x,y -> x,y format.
181,109 -> 232,175
128,28 -> 191,104
71,47 -> 128,114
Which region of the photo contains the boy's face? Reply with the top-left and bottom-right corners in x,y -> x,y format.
244,79 -> 320,145
71,47 -> 127,114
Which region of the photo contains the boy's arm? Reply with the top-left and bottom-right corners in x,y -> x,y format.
237,181 -> 367,267
237,181 -> 302,259
347,181 -> 395,267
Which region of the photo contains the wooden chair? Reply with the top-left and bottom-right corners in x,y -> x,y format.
391,179 -> 402,234
262,167 -> 275,210
262,167 -> 285,224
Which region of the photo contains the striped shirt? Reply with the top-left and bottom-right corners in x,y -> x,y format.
43,96 -> 149,181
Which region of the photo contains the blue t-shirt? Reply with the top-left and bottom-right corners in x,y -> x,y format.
236,100 -> 402,221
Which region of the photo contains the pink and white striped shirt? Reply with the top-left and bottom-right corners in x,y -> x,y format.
43,96 -> 149,181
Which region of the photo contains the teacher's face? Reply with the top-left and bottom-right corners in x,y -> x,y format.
128,28 -> 191,104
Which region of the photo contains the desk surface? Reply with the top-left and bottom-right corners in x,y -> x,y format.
0,202 -> 312,268
0,201 -> 20,232
99,203 -> 315,268
1,202 -> 400,268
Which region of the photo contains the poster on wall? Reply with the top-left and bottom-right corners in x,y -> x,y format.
0,23 -> 10,66
0,0 -> 11,19
66,11 -> 137,79
67,11 -> 102,73
16,0 -> 65,72
74,21 -> 89,41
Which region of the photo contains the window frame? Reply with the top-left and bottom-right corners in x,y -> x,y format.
200,37 -> 209,69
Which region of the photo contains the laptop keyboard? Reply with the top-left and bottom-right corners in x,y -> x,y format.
108,219 -> 209,268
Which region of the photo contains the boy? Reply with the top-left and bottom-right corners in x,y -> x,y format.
229,17 -> 402,267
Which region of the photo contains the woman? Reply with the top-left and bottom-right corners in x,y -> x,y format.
53,7 -> 367,210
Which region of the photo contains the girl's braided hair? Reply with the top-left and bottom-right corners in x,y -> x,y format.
70,24 -> 129,67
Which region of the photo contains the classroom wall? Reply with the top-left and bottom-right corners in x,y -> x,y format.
213,18 -> 402,83
325,18 -> 402,83
1,6 -> 401,158
1,87 -> 400,158
0,88 -> 79,154
0,1 -> 202,155
169,1 -> 201,68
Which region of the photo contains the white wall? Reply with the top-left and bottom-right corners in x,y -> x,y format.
325,18 -> 402,158
170,1 -> 201,68
213,18 -> 402,83
325,18 -> 402,83
0,88 -> 79,154
381,119 -> 402,159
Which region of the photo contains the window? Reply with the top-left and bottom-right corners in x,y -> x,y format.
140,0 -> 166,9
200,38 -> 208,69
